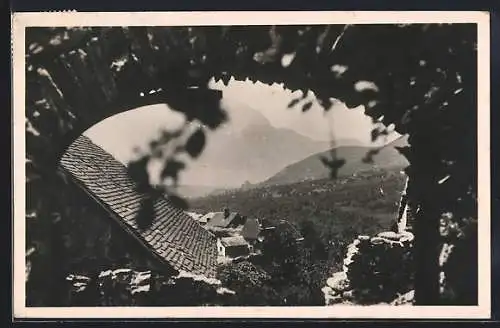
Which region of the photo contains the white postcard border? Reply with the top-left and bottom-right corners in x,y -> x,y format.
11,10 -> 491,319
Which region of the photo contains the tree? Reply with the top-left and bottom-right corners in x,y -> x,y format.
217,261 -> 280,306
24,24 -> 478,305
258,221 -> 327,305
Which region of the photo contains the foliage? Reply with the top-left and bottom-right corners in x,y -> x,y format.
256,220 -> 330,305
25,24 -> 477,305
216,261 -> 280,306
192,170 -> 406,271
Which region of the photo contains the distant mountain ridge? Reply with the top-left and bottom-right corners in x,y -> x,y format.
260,135 -> 409,186
180,99 -> 360,192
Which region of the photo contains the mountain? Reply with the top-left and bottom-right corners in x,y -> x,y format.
179,98 -> 362,190
176,185 -> 223,199
261,135 -> 410,186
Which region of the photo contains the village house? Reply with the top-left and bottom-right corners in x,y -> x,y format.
216,235 -> 250,259
204,208 -> 245,229
57,135 -> 218,279
198,212 -> 216,226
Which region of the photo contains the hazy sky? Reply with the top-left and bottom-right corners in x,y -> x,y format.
86,77 -> 398,161
213,78 -> 377,143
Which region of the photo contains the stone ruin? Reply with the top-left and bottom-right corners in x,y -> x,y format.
322,176 -> 416,305
66,268 -> 236,306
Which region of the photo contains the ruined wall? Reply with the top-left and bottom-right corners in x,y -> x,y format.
66,269 -> 236,306
323,176 -> 415,305
323,231 -> 414,305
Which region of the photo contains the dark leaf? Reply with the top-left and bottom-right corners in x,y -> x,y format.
221,74 -> 231,86
185,128 -> 206,158
362,148 -> 381,164
318,97 -> 333,110
160,159 -> 186,181
319,156 -> 330,167
127,156 -> 151,192
319,156 -> 346,179
302,101 -> 313,112
135,196 -> 155,230
395,146 -> 412,161
287,97 -> 301,108
169,194 -> 189,210
371,128 -> 381,142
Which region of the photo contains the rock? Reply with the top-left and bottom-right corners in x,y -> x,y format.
377,231 -> 401,240
390,290 -> 415,305
322,286 -> 334,295
343,257 -> 354,267
370,236 -> 387,245
326,272 -> 350,292
346,244 -> 359,254
342,289 -> 355,301
325,293 -> 343,305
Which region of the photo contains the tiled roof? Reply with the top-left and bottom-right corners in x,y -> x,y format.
219,236 -> 248,248
205,212 -> 241,228
59,135 -> 218,278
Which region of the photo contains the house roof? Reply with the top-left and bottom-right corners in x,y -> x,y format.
205,211 -> 241,228
199,212 -> 217,223
242,218 -> 260,240
219,236 -> 248,248
59,135 -> 218,278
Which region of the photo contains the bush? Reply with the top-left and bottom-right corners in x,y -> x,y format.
217,261 -> 281,306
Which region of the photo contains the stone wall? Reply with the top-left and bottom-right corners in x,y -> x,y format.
323,230 -> 414,305
66,268 -> 236,306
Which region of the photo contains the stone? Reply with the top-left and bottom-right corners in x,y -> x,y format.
326,272 -> 350,292
399,231 -> 414,243
343,257 -> 354,267
370,236 -> 387,245
325,293 -> 344,305
342,289 -> 355,301
322,286 -> 334,295
390,290 -> 415,306
377,231 -> 401,240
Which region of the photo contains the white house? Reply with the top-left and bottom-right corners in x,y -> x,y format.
216,236 -> 250,259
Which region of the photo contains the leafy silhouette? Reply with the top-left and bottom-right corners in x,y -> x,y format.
320,155 -> 347,179
287,97 -> 301,108
168,194 -> 189,211
185,128 -> 206,159
135,196 -> 155,231
301,101 -> 313,113
160,159 -> 186,183
127,156 -> 151,193
362,148 -> 381,164
24,24 -> 478,306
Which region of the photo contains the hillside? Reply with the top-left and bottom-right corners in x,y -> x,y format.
261,135 -> 409,186
178,98 -> 369,197
189,170 -> 408,270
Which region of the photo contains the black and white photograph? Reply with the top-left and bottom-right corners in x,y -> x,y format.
12,11 -> 490,319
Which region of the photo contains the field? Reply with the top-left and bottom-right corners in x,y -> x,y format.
189,169 -> 407,271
